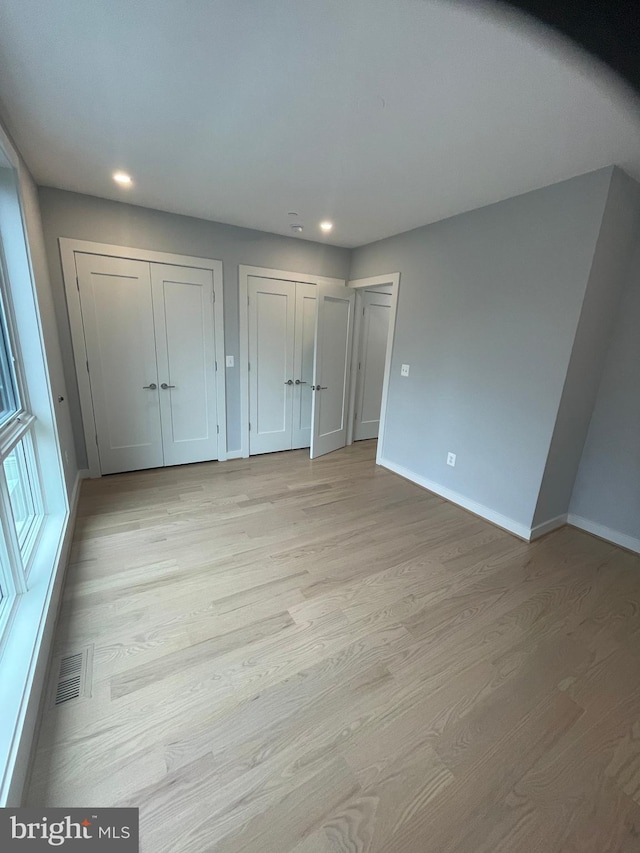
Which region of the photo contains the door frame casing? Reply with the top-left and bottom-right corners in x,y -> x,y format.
239,265 -> 345,459
347,273 -> 400,465
61,238 -> 227,477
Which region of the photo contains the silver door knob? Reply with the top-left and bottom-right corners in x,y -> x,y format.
161,383 -> 176,389
295,379 -> 307,385
284,379 -> 293,385
316,385 -> 328,390
143,383 -> 157,390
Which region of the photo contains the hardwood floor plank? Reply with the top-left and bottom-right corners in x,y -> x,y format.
386,690 -> 584,853
26,440 -> 640,852
293,738 -> 454,853
110,610 -> 295,700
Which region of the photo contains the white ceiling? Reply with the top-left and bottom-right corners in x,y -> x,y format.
0,0 -> 639,248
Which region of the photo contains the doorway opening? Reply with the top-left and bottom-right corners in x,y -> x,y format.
240,266 -> 399,464
346,273 -> 400,464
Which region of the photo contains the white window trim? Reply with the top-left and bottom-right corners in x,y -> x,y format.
238,264 -> 346,459
60,238 -> 228,476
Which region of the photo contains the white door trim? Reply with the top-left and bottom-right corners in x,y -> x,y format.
347,273 -> 400,466
61,237 -> 227,476
239,264 -> 345,458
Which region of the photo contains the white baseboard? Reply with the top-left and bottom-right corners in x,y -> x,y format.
224,450 -> 243,460
70,469 -> 88,511
568,514 -> 640,555
378,456 -> 531,541
529,514 -> 568,541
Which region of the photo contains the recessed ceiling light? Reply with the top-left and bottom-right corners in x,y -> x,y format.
320,221 -> 333,233
291,224 -> 304,233
113,171 -> 132,186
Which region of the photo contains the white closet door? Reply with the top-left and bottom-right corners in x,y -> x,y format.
291,283 -> 316,449
75,253 -> 163,474
310,283 -> 355,459
151,264 -> 219,466
354,291 -> 392,441
248,276 -> 296,454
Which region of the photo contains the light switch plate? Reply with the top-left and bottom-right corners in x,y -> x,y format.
226,355 -> 234,368
401,364 -> 410,377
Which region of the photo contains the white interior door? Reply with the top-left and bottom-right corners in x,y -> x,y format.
354,290 -> 392,441
75,253 -> 163,474
248,276 -> 296,454
291,283 -> 316,449
151,263 -> 219,466
310,283 -> 355,459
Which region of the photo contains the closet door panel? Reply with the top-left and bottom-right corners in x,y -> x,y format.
75,252 -> 163,474
310,283 -> 355,459
151,264 -> 219,466
291,283 -> 316,449
248,276 -> 296,455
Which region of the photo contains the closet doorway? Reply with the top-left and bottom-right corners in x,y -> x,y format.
239,266 -> 355,460
352,287 -> 393,441
346,273 -> 401,461
62,240 -> 227,477
247,276 -> 316,454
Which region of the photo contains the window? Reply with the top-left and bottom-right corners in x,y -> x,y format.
0,549 -> 8,615
3,434 -> 41,558
0,133 -> 70,805
0,234 -> 44,636
0,306 -> 18,427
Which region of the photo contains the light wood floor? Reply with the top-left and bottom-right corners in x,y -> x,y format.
27,440 -> 640,852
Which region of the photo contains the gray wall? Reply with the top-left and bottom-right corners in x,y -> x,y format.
349,169 -> 612,530
38,187 -> 351,462
569,243 -> 640,544
533,168 -> 640,526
